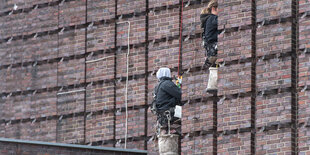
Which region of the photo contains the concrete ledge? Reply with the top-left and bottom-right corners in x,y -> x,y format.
0,138 -> 147,154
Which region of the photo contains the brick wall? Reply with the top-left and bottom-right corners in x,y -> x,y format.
0,0 -> 310,154
256,128 -> 291,154
298,1 -> 310,153
217,132 -> 251,154
181,134 -> 213,155
87,0 -> 115,22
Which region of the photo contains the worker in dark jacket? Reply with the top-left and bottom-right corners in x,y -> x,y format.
155,68 -> 181,112
152,68 -> 182,133
201,0 -> 219,93
200,0 -> 219,68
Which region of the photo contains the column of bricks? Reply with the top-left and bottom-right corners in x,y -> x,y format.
56,88 -> 85,144
298,0 -> 310,153
255,0 -> 293,153
84,0 -> 116,148
56,0 -> 87,145
113,0 -> 147,149
85,81 -> 115,146
217,0 -> 252,154
0,0 -> 60,144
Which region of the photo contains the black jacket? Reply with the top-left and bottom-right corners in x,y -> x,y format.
200,14 -> 219,44
154,77 -> 182,112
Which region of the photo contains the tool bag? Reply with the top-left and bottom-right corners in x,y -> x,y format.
207,67 -> 218,90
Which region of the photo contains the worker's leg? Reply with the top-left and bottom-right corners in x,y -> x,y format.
208,56 -> 217,66
203,42 -> 217,68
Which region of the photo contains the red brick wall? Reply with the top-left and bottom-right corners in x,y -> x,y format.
86,53 -> 115,82
182,100 -> 213,133
217,132 -> 251,154
86,112 -> 114,144
299,127 -> 310,154
298,1 -> 310,153
256,128 -> 291,154
182,134 -> 213,155
87,0 -> 115,22
0,0 -> 309,154
217,96 -> 251,131
87,23 -> 114,52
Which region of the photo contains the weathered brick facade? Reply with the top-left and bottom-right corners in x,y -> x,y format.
0,0 -> 309,154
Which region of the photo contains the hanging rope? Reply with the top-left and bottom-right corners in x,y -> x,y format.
176,0 -> 184,88
178,0 -> 184,77
116,21 -> 131,149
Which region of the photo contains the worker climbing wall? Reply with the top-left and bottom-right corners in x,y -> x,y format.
0,0 -> 310,154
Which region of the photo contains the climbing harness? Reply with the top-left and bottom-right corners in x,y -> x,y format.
165,110 -> 172,135
156,108 -> 173,136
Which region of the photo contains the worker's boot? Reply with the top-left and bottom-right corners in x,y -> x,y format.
203,59 -> 212,70
206,67 -> 218,93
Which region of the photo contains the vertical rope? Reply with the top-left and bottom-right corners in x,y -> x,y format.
178,0 -> 184,154
212,94 -> 218,155
83,0 -> 88,145
250,0 -> 257,154
123,21 -> 130,149
178,0 -> 184,76
55,0 -> 60,143
211,1 -> 218,154
144,0 -> 149,150
291,0 -> 299,154
113,0 -> 118,147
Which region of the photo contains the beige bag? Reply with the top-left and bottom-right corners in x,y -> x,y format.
206,67 -> 218,91
174,105 -> 182,118
158,134 -> 179,155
